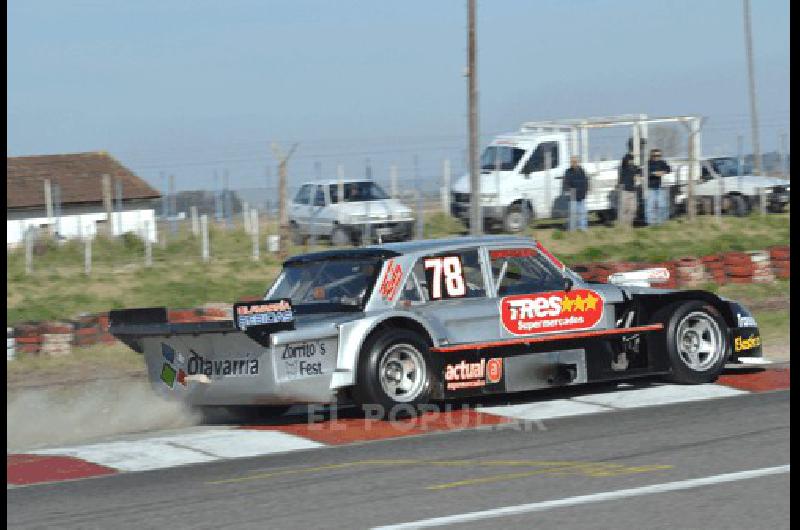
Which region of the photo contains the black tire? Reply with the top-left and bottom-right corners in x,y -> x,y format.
331,226 -> 351,246
503,204 -> 531,233
352,329 -> 434,419
289,222 -> 307,246
649,300 -> 729,384
726,195 -> 749,217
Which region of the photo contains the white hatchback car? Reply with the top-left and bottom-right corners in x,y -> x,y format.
288,180 -> 415,245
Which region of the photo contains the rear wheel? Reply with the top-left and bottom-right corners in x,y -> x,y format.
352,329 -> 434,419
650,300 -> 729,384
290,222 -> 307,246
724,195 -> 749,217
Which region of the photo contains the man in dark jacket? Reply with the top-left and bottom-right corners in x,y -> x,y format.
617,152 -> 640,228
564,155 -> 589,230
646,149 -> 672,225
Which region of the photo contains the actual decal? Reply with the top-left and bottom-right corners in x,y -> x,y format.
444,357 -> 503,391
424,255 -> 466,300
379,259 -> 404,301
160,363 -> 177,388
500,289 -> 603,335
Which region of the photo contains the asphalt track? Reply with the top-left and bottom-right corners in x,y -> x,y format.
7,389 -> 789,529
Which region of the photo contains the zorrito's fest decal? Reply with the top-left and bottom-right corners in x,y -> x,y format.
379,259 -> 403,301
501,289 -> 603,335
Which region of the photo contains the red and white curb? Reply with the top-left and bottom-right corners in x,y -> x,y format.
7,368 -> 789,487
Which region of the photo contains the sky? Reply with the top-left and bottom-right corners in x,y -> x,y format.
7,0 -> 791,194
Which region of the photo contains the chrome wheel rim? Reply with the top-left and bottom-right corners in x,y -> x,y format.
378,344 -> 426,403
676,311 -> 724,371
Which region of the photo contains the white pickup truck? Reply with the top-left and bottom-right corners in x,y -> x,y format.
449,115 -> 692,232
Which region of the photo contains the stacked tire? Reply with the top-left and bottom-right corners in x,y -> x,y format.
722,251 -> 754,284
700,254 -> 727,285
675,257 -> 708,287
770,246 -> 790,280
748,250 -> 774,283
651,261 -> 679,289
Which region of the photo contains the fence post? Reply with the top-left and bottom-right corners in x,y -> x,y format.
44,179 -> 54,236
760,187 -> 767,215
441,159 -> 451,214
84,236 -> 91,276
390,165 -> 398,199
251,209 -> 260,261
24,230 -> 33,275
568,188 -> 576,232
415,190 -> 424,239
190,206 -> 199,236
200,214 -> 210,262
144,221 -> 152,267
243,201 -> 250,233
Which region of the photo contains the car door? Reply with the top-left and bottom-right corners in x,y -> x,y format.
486,244 -> 607,338
519,140 -> 561,219
409,247 -> 505,344
308,185 -> 328,236
289,185 -> 313,233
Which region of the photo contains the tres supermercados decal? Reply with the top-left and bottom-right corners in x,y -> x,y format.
500,289 -> 603,335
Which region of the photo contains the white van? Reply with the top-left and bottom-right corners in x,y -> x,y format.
288,180 -> 415,245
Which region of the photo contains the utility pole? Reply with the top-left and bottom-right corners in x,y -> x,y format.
102,174 -> 113,237
743,0 -> 762,175
467,0 -> 481,235
271,142 -> 299,255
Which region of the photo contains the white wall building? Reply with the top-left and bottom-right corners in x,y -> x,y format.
7,151 -> 161,246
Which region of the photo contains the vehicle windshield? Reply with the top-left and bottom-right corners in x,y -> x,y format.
481,145 -> 526,171
267,258 -> 381,312
329,181 -> 390,203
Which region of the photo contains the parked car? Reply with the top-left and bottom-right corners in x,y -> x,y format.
288,180 -> 415,245
109,236 -> 764,419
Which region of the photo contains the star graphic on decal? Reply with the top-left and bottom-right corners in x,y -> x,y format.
584,293 -> 599,310
560,296 -> 574,313
573,295 -> 585,312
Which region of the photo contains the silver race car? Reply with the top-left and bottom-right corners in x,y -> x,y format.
110,236 -> 764,417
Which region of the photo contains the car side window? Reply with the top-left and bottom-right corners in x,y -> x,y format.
409,249 -> 485,301
521,141 -> 559,174
294,185 -> 311,205
489,248 -> 564,296
313,186 -> 326,206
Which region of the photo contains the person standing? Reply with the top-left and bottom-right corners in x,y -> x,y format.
646,149 -> 671,225
617,152 -> 640,228
564,155 -> 589,231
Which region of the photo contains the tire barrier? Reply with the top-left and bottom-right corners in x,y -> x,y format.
571,246 -> 789,289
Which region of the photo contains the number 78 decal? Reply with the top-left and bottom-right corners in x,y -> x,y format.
424,256 -> 466,299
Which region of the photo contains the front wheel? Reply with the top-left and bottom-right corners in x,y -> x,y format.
503,204 -> 530,233
352,329 -> 434,419
650,300 -> 729,384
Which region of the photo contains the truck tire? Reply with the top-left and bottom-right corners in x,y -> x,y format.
725,195 -> 749,217
352,329 -> 434,419
503,204 -> 530,233
649,300 -> 729,384
331,226 -> 351,246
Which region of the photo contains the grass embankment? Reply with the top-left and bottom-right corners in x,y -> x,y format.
7,213 -> 789,326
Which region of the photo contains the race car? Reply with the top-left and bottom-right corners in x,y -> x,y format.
109,236 -> 765,417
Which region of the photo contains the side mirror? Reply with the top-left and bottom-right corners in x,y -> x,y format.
563,277 -> 574,292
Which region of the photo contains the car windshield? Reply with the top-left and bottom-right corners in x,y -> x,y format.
481,145 -> 526,171
267,258 -> 381,312
329,181 -> 389,203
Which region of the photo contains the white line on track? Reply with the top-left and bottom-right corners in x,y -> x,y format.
374,465 -> 790,529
